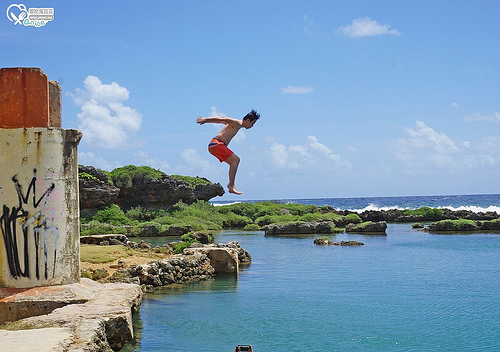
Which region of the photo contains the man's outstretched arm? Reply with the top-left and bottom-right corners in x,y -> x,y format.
196,116 -> 240,125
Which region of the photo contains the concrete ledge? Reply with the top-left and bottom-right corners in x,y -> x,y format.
0,279 -> 102,324
0,279 -> 144,351
0,327 -> 74,352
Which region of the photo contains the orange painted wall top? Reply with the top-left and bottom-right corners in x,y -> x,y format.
0,67 -> 50,128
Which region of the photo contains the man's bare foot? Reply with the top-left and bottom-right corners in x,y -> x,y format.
228,184 -> 243,195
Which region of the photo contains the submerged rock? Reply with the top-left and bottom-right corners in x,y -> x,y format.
314,238 -> 364,246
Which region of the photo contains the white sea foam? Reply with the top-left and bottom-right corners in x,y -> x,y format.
346,203 -> 407,212
212,201 -> 241,207
345,203 -> 500,213
436,205 -> 500,213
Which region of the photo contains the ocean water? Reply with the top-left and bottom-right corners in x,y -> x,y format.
122,195 -> 500,352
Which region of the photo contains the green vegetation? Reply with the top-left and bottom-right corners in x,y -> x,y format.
350,221 -> 372,230
81,220 -> 127,236
173,239 -> 197,254
79,171 -> 98,181
80,200 -> 355,236
329,225 -> 345,233
109,165 -> 165,187
402,207 -> 443,220
92,204 -> 135,226
345,213 -> 362,224
430,219 -> 477,231
169,174 -> 211,188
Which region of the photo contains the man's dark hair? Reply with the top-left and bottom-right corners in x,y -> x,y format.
243,109 -> 260,122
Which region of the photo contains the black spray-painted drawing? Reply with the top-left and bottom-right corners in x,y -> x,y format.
0,169 -> 59,280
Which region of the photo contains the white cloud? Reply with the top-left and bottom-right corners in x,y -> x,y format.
337,17 -> 401,38
404,121 -> 458,154
133,151 -> 171,172
173,148 -> 220,177
210,106 -> 225,117
465,112 -> 500,124
451,102 -> 460,109
281,85 -> 315,94
303,14 -> 315,36
391,121 -> 499,172
69,76 -> 143,149
268,136 -> 350,172
78,151 -> 122,171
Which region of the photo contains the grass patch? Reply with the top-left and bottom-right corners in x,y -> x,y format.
80,244 -> 131,263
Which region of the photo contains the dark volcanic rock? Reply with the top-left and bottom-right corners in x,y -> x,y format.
358,209 -> 403,222
346,221 -> 387,233
79,166 -> 119,209
116,174 -> 224,210
79,165 -> 225,211
314,238 -> 364,246
264,221 -> 334,236
441,208 -> 498,221
356,208 -> 498,223
184,231 -> 214,244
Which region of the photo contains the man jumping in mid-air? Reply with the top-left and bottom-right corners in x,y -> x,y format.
196,110 -> 260,195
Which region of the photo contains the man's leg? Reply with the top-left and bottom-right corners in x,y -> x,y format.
224,153 -> 242,194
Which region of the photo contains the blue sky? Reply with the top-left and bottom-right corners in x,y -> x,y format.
2,0 -> 499,201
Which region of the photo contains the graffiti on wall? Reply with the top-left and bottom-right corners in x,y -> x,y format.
0,169 -> 59,280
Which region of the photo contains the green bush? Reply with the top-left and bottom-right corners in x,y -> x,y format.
403,207 -> 443,220
345,213 -> 362,224
329,225 -> 345,233
129,221 -> 167,236
173,240 -> 197,254
92,204 -> 134,226
79,172 -> 98,181
298,212 -> 342,223
169,175 -> 211,188
109,165 -> 165,187
80,220 -> 127,236
126,206 -> 166,221
431,219 -> 477,231
243,224 -> 261,231
255,214 -> 297,226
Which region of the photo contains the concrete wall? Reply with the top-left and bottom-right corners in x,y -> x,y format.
0,67 -> 81,288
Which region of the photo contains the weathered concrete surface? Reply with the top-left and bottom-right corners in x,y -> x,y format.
0,128 -> 82,288
0,278 -> 143,351
48,80 -> 62,128
0,327 -> 74,352
0,279 -> 98,324
0,68 -> 49,128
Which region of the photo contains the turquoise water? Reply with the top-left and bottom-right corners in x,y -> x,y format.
123,223 -> 499,351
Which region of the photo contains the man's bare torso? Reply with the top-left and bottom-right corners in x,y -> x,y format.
215,120 -> 242,145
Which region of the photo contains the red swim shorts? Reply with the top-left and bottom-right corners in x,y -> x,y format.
208,138 -> 234,162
